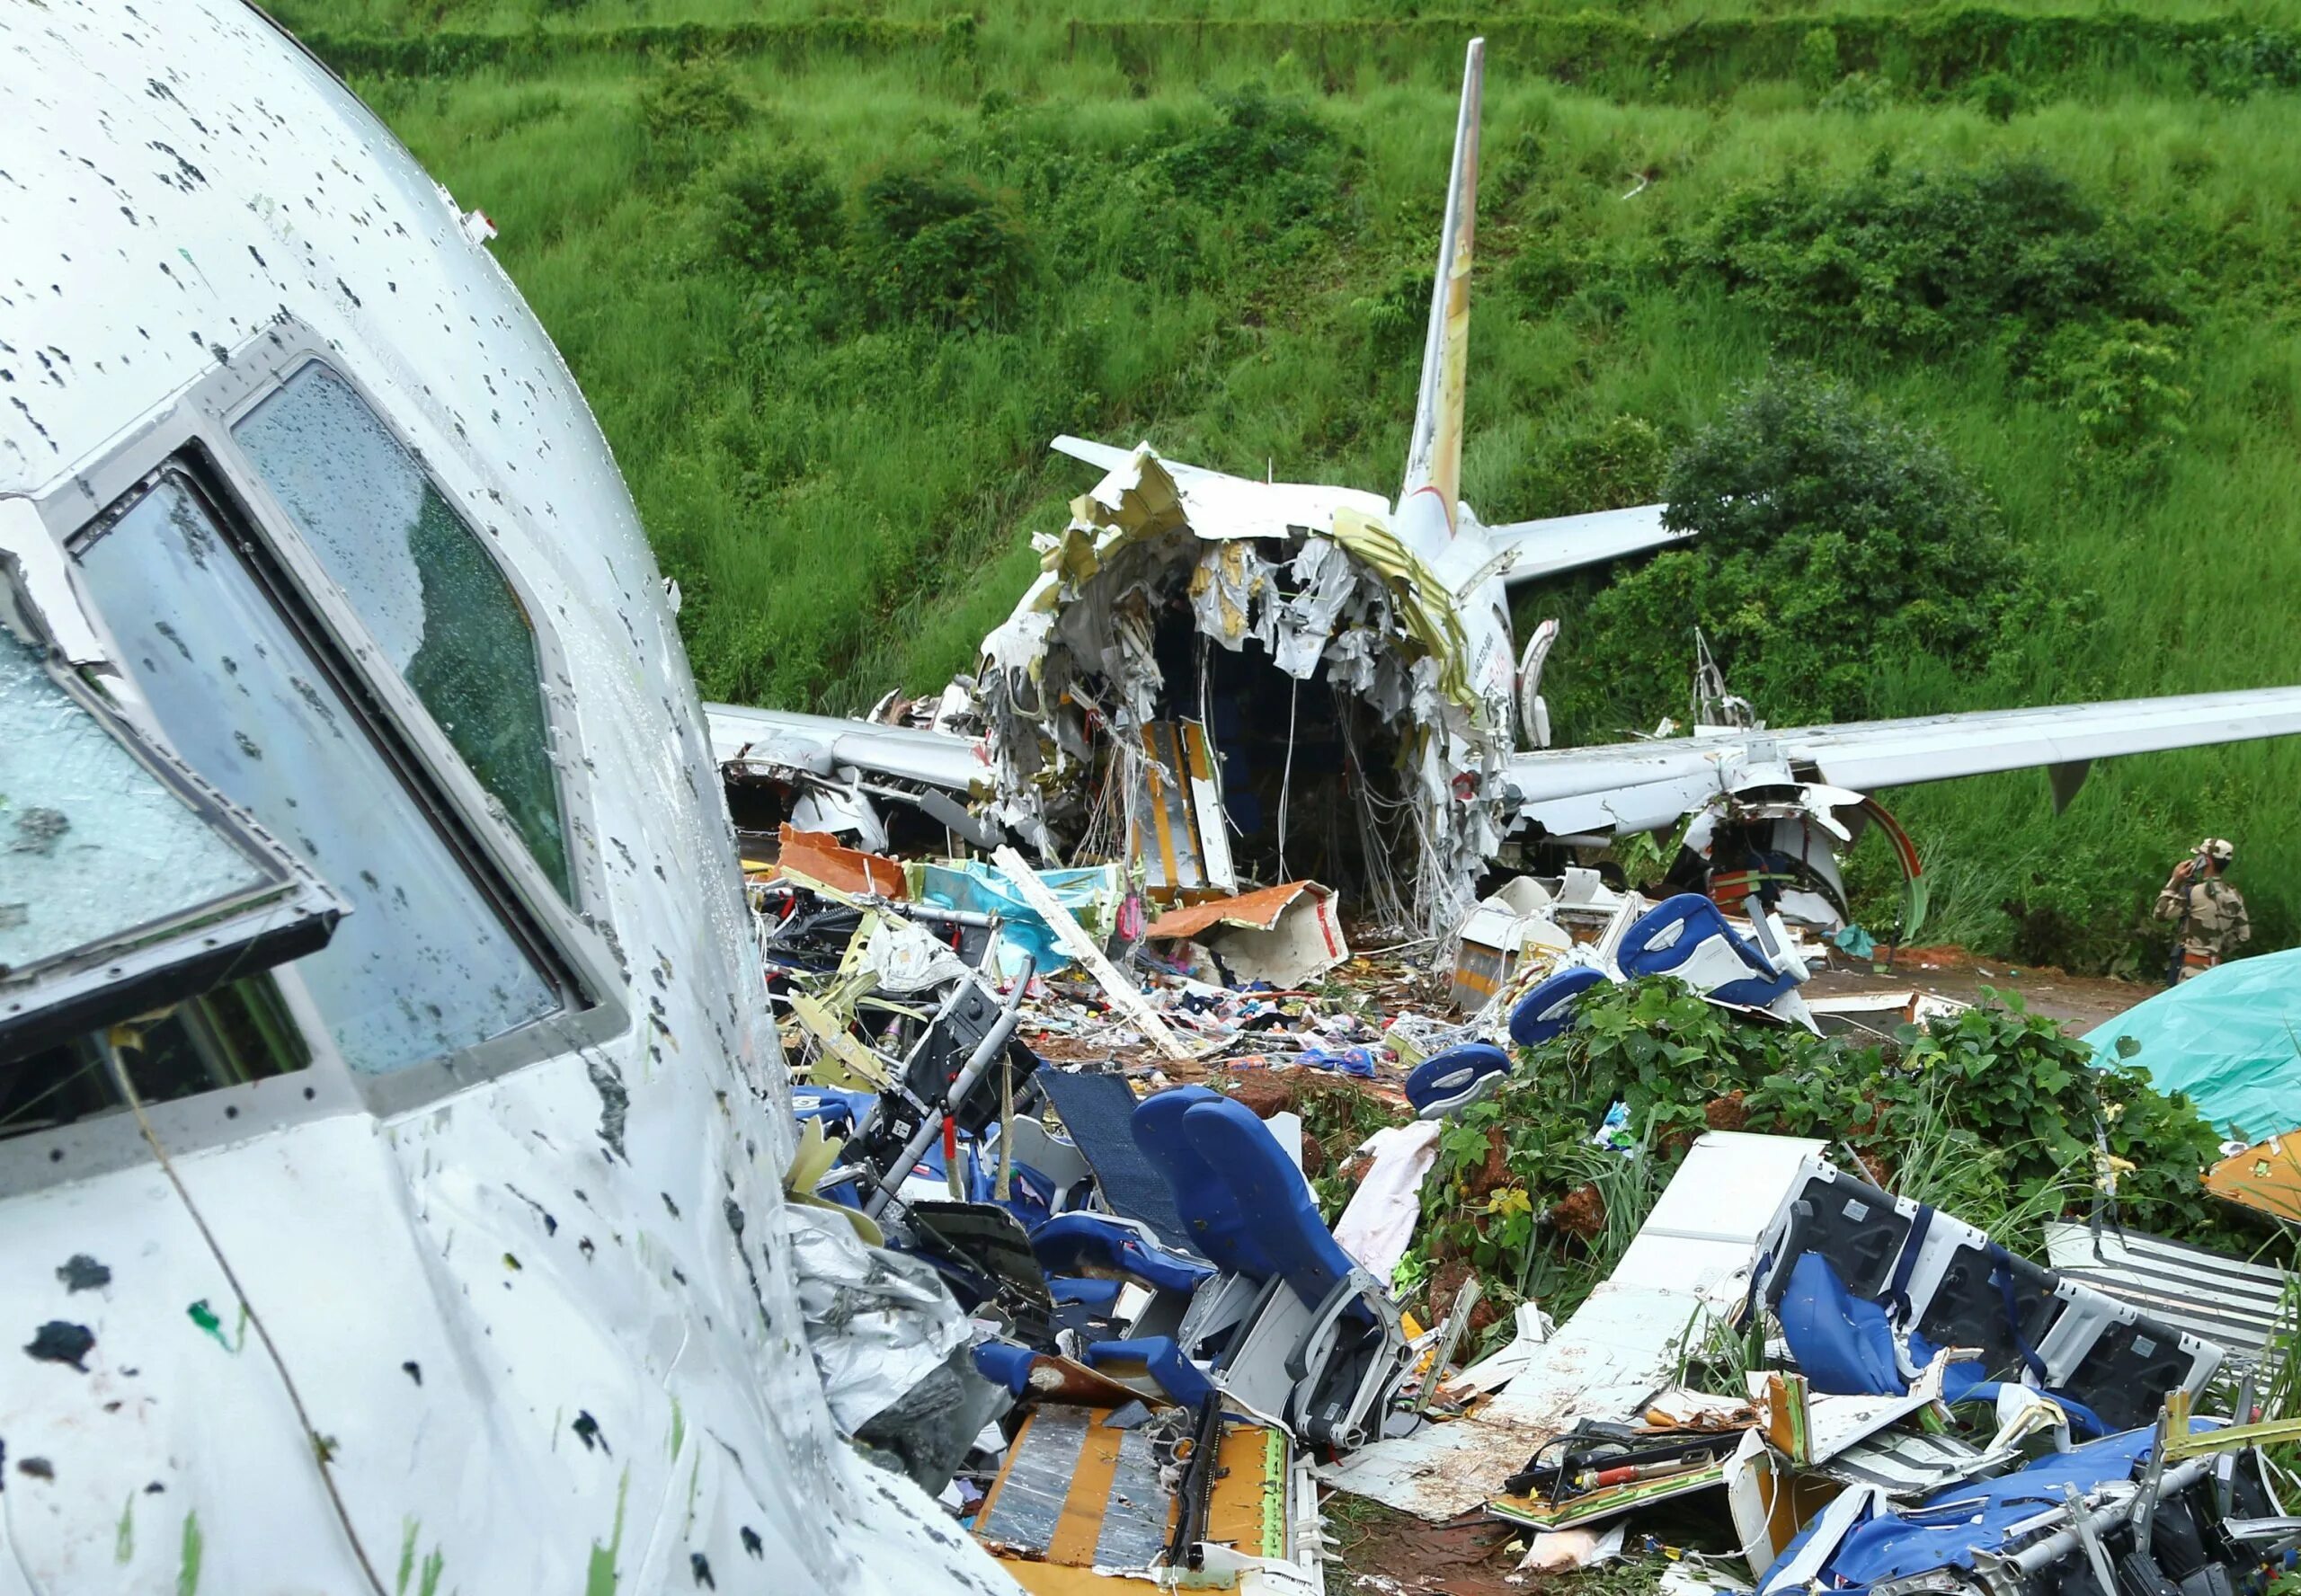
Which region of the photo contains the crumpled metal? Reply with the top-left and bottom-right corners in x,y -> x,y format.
780,1201 -> 972,1438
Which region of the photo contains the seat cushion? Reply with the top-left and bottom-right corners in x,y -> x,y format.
972,1338 -> 1038,1397
1031,1211 -> 1217,1296
1405,1043 -> 1513,1118
1619,892 -> 1795,1007
1082,1335 -> 1216,1407
1133,1086 -> 1286,1281
1178,1095 -> 1357,1308
1507,966 -> 1611,1047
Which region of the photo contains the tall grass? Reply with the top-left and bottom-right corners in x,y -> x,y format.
322,13 -> 2301,966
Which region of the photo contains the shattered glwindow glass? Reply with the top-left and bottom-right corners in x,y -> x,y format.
234,363 -> 573,900
0,634 -> 273,977
75,473 -> 562,1075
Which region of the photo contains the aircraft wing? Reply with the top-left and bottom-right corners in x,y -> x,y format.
705,702 -> 982,793
1502,686 -> 2301,835
1480,503 -> 1684,586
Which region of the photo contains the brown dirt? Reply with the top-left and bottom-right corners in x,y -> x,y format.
1804,951 -> 2153,1036
1549,1182 -> 1607,1242
1461,1126 -> 1514,1203
1426,1260 -> 1504,1337
1704,1090 -> 1749,1131
1325,1499 -> 1527,1596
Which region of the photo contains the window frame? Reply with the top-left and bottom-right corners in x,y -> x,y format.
5,320 -> 626,1161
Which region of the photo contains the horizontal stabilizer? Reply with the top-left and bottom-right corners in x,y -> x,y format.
1486,503 -> 1680,585
705,702 -> 981,794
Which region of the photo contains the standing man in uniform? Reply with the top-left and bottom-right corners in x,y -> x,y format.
2154,837 -> 2250,984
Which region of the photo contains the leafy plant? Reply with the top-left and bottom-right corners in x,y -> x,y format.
1690,156 -> 2176,364
712,149 -> 846,278
2042,319 -> 2194,479
636,56 -> 751,183
1406,976 -> 2240,1330
1559,369 -> 2058,731
855,164 -> 1035,331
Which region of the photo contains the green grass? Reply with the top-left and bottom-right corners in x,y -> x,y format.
290,4 -> 2301,967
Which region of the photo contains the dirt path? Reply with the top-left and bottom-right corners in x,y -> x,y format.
1803,944 -> 2156,1036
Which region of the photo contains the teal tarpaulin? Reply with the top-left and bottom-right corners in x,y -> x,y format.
2084,948 -> 2301,1140
915,859 -> 1122,978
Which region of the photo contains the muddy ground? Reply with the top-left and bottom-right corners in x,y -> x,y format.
1804,944 -> 2155,1035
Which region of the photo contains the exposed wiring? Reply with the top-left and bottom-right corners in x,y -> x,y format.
1276,678 -> 1299,881
102,1029 -> 389,1596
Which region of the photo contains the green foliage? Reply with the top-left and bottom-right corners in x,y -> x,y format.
1565,370 -> 2047,728
1817,71 -> 1891,115
1493,415 -> 1667,522
1795,26 -> 1842,93
855,164 -> 1035,331
1692,156 -> 2175,364
1410,977 -> 2236,1325
635,55 -> 749,182
1153,86 -> 1340,224
2041,319 -> 2195,478
1967,70 -> 2029,121
710,150 -> 845,277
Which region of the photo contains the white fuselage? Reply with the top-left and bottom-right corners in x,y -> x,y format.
0,3 -> 1008,1592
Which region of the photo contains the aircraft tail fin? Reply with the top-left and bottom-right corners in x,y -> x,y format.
1399,37 -> 1484,536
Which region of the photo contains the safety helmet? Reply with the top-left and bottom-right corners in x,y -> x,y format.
2197,837 -> 2234,862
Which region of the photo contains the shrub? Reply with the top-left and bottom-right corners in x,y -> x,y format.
856,164 -> 1034,331
1692,156 -> 2174,364
1967,71 -> 2027,122
1817,70 -> 1890,115
712,150 -> 846,277
637,57 -> 751,183
1561,369 -> 2039,729
1795,26 -> 1841,93
1491,414 -> 1666,522
2041,318 -> 2194,478
1154,85 -> 1340,223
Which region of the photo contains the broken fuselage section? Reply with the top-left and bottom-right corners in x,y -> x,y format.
972,443 -> 1515,936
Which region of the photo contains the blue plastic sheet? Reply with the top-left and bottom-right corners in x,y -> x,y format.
915,859 -> 1123,977
1777,1253 -> 1904,1396
2083,947 -> 2301,1139
1764,1421 -> 2218,1595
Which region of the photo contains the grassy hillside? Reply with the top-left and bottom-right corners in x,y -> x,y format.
278,2 -> 2301,972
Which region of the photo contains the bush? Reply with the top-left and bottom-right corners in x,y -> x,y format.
1817,70 -> 1891,115
2040,318 -> 2194,478
1154,85 -> 1341,223
712,150 -> 846,277
1692,156 -> 2174,364
856,164 -> 1034,331
637,57 -> 751,183
1561,369 -> 2039,729
1967,71 -> 2028,122
1490,414 -> 1666,522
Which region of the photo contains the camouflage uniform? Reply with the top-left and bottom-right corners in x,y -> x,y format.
2154,868 -> 2250,981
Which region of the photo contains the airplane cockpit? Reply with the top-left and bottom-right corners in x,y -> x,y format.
4,323 -> 624,1177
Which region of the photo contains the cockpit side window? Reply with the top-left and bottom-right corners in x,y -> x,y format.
232,363 -> 573,900
73,468 -> 566,1076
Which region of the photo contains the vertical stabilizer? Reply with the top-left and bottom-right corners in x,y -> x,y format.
1399,38 -> 1484,539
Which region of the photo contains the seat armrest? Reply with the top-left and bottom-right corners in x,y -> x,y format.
1285,1268 -> 1390,1385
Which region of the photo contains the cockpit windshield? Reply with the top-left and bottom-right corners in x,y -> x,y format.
235,362 -> 573,900
74,471 -> 564,1075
